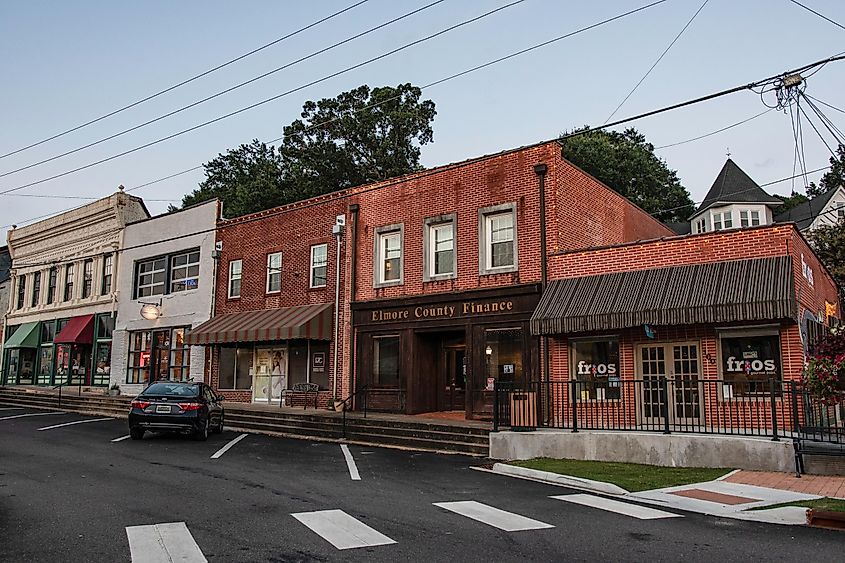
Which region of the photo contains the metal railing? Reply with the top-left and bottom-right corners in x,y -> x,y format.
340,384 -> 369,439
494,379 -> 843,444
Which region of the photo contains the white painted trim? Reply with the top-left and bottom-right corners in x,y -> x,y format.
112,435 -> 131,442
341,444 -> 361,480
0,412 -> 63,421
210,433 -> 247,459
551,494 -> 682,520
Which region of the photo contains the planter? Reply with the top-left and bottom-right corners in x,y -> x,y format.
333,400 -> 346,412
807,508 -> 845,530
108,389 -> 120,397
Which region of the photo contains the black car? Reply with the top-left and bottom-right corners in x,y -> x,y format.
128,381 -> 224,441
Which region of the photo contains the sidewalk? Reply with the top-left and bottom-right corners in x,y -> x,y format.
724,470 -> 845,499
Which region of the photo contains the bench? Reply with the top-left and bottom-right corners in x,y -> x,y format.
281,382 -> 320,410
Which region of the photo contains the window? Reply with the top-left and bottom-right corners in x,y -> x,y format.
228,259 -> 242,298
485,328 -> 524,384
170,250 -> 200,293
374,225 -> 403,286
218,346 -> 253,390
712,211 -> 733,231
479,204 -> 517,274
127,331 -> 153,384
16,274 -> 26,309
372,336 -> 400,387
266,252 -> 282,293
101,254 -> 113,295
571,338 -> 620,400
126,327 -> 191,384
751,210 -> 760,226
169,327 -> 191,380
720,331 -> 781,396
424,216 -> 456,280
740,210 -> 761,228
81,259 -> 93,298
310,244 -> 327,288
695,218 -> 706,234
31,271 -> 41,307
46,267 -> 57,304
740,210 -> 749,228
135,257 -> 166,298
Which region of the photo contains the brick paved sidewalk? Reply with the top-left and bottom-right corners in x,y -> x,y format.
725,470 -> 845,499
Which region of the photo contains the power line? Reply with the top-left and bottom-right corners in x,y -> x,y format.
604,0 -> 709,123
0,0 -> 450,181
0,0 -> 370,162
806,94 -> 845,115
788,0 -> 845,32
6,0 -> 678,213
654,108 -> 774,149
0,0 -> 528,198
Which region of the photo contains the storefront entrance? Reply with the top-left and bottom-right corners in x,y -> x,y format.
414,331 -> 466,413
637,342 -> 702,426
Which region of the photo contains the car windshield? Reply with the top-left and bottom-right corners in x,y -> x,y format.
143,383 -> 200,397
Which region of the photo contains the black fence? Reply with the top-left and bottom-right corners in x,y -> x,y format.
494,379 -> 845,445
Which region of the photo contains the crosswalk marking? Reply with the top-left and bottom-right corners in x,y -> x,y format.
126,522 -> 207,563
37,417 -> 112,431
433,501 -> 554,531
292,509 -> 396,550
551,494 -> 682,520
0,412 -> 63,421
210,433 -> 247,459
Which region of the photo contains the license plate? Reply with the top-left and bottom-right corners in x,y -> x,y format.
155,405 -> 171,414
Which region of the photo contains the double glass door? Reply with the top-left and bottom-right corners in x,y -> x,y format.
638,343 -> 701,426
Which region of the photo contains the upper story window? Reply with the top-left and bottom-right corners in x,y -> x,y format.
170,250 -> 200,293
310,245 -> 328,288
228,259 -> 242,298
374,224 -> 403,287
101,254 -> 113,295
424,215 -> 456,281
31,271 -> 41,307
136,257 -> 166,298
63,263 -> 75,302
740,210 -> 761,228
712,211 -> 733,231
81,259 -> 94,298
266,252 -> 282,293
16,274 -> 26,310
46,267 -> 57,305
479,203 -> 517,275
695,218 -> 707,234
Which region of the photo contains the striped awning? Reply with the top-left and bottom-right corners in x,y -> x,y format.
186,303 -> 333,345
531,256 -> 796,335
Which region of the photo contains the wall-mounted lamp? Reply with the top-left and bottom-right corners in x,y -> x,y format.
485,345 -> 493,356
140,299 -> 162,320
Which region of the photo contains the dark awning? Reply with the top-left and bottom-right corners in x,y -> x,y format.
531,256 -> 796,335
4,321 -> 40,349
186,303 -> 333,345
55,314 -> 95,344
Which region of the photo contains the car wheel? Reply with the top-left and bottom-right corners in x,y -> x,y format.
194,418 -> 209,441
212,414 -> 224,435
129,427 -> 144,440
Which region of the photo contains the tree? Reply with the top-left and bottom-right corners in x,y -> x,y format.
279,83 -> 436,200
774,191 -> 809,215
181,140 -> 286,218
807,218 -> 845,300
559,127 -> 693,222
806,143 -> 845,198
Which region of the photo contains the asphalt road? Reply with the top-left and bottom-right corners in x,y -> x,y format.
1,405 -> 842,562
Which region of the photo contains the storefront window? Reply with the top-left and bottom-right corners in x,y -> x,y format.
94,343 -> 112,386
310,343 -> 330,390
485,328 -> 524,386
571,338 -> 620,400
720,332 -> 781,396
169,328 -> 191,381
255,346 -> 287,401
55,344 -> 70,384
218,346 -> 253,390
127,331 -> 152,384
127,327 -> 191,384
373,336 -> 400,387
38,346 -> 53,385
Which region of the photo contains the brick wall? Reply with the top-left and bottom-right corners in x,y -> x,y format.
789,229 -> 840,320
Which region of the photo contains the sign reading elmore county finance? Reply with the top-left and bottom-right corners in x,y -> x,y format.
369,300 -> 516,322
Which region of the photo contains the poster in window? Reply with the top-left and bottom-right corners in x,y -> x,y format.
571,338 -> 620,400
312,351 -> 326,373
720,334 -> 780,394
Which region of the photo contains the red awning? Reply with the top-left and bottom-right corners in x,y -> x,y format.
186,303 -> 333,345
54,314 -> 95,345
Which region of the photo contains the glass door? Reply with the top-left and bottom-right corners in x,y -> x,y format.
639,345 -> 667,426
672,343 -> 702,427
637,343 -> 702,427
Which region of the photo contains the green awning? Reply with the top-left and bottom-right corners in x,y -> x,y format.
4,321 -> 40,349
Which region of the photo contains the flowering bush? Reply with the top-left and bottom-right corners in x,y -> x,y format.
804,331 -> 845,405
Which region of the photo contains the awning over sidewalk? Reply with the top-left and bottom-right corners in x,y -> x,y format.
54,314 -> 95,344
531,256 -> 795,335
186,303 -> 333,345
4,321 -> 40,349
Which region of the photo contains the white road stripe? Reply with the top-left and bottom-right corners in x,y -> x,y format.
126,522 -> 207,563
292,509 -> 396,550
112,435 -> 131,442
210,433 -> 247,459
433,501 -> 554,531
37,417 -> 112,431
0,412 -> 63,421
0,407 -> 24,411
551,494 -> 682,520
340,444 -> 361,480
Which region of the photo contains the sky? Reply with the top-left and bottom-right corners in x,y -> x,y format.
0,0 -> 843,231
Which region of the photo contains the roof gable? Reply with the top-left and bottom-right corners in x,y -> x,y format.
696,159 -> 782,214
774,185 -> 843,230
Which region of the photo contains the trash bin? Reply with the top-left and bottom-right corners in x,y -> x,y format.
510,391 -> 537,430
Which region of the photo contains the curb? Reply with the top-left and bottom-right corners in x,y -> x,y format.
490,463 -> 629,496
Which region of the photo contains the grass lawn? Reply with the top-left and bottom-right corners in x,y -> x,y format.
509,458 -> 730,492
750,497 -> 845,513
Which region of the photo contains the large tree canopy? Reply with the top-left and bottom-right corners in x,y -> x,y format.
178,84 -> 436,217
559,127 -> 693,223
808,143 -> 845,198
807,218 -> 845,300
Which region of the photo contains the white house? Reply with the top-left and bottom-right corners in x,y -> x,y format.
2,190 -> 149,387
774,185 -> 845,233
110,199 -> 219,395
